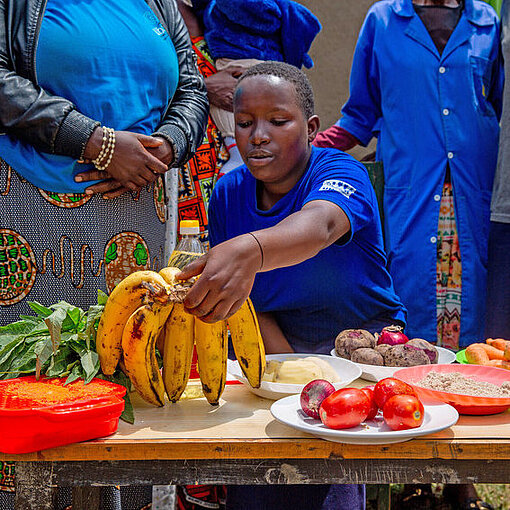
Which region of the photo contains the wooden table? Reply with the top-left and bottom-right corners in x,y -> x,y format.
3,381 -> 510,510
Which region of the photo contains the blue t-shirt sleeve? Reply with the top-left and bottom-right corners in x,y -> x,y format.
208,184 -> 227,248
303,151 -> 377,243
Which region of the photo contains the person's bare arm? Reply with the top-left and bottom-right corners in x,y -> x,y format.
257,312 -> 294,354
179,200 -> 350,322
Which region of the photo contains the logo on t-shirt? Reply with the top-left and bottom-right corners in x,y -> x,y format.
319,179 -> 356,198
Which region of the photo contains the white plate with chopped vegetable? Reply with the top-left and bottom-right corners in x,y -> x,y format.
228,354 -> 361,400
330,347 -> 456,382
270,395 -> 459,444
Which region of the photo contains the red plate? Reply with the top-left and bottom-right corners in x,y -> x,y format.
0,376 -> 126,453
393,364 -> 510,415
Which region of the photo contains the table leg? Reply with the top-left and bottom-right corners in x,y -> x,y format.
72,486 -> 101,510
14,461 -> 56,510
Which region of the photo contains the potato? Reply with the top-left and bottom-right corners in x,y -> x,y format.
384,344 -> 431,367
375,344 -> 391,358
335,329 -> 376,359
406,338 -> 438,364
351,348 -> 384,366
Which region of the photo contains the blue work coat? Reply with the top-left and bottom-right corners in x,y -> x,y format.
339,0 -> 503,347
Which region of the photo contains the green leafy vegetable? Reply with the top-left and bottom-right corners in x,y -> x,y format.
0,292 -> 133,423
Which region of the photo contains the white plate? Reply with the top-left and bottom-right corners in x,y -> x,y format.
270,394 -> 459,444
330,346 -> 457,382
228,353 -> 362,400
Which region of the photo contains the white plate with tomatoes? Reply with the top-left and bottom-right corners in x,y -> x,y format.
270,395 -> 458,444
330,347 -> 457,382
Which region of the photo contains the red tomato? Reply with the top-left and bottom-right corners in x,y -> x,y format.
383,394 -> 424,431
360,386 -> 378,420
319,388 -> 370,430
373,377 -> 416,409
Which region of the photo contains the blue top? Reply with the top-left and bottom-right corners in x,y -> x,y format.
192,0 -> 321,68
0,0 -> 179,193
339,0 -> 503,347
209,147 -> 406,354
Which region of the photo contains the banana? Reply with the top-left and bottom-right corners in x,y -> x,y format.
194,318 -> 228,405
159,266 -> 181,286
227,299 -> 266,388
96,270 -> 172,375
121,303 -> 172,406
162,303 -> 196,402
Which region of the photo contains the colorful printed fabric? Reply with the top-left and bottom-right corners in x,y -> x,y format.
177,36 -> 229,250
0,462 -> 14,493
0,160 -> 167,324
177,485 -> 227,510
436,182 -> 462,350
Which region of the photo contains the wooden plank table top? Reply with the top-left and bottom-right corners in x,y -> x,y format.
4,380 -> 510,463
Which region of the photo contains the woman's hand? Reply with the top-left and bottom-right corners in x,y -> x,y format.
205,66 -> 245,112
77,130 -> 169,193
177,234 -> 262,323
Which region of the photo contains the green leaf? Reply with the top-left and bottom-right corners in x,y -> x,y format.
80,350 -> 99,384
97,289 -> 108,306
64,363 -> 82,385
62,307 -> 82,331
33,335 -> 54,368
85,303 -> 104,349
28,302 -> 53,318
105,243 -> 118,264
0,320 -> 35,337
44,308 -> 67,353
120,393 -> 134,424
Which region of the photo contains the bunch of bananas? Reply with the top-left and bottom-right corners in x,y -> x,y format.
96,268 -> 265,406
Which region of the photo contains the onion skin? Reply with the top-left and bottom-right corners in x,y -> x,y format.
300,379 -> 335,419
377,325 -> 409,346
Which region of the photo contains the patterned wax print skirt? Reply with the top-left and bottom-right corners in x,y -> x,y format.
0,160 -> 168,322
436,181 -> 462,350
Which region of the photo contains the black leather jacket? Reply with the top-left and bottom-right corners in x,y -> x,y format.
0,0 -> 208,166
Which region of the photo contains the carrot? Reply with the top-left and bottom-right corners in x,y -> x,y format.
505,348 -> 510,362
486,338 -> 510,351
477,343 -> 506,360
487,359 -> 510,370
465,344 -> 490,365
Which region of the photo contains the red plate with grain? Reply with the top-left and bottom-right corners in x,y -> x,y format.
0,376 -> 125,454
393,364 -> 510,415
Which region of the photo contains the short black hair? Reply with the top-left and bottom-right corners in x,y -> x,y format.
235,61 -> 315,119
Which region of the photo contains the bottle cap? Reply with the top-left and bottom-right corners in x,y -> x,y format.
180,220 -> 200,235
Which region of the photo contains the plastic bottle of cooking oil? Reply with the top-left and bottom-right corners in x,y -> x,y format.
168,220 -> 205,399
168,220 -> 205,269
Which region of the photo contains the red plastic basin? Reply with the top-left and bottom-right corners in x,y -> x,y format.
0,376 -> 126,454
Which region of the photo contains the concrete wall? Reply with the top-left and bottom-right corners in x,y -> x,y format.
300,0 -> 377,158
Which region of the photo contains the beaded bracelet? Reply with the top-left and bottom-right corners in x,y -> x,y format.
92,127 -> 116,170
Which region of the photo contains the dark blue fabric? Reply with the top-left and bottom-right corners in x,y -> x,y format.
209,147 -> 406,354
339,0 -> 503,346
193,0 -> 321,68
226,484 -> 366,510
0,0 -> 179,193
485,221 -> 510,338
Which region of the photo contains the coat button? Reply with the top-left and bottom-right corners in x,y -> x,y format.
447,152 -> 454,159
434,194 -> 441,201
430,236 -> 437,244
443,108 -> 450,116
439,66 -> 446,74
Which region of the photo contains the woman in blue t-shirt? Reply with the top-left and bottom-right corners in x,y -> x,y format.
179,61 -> 406,510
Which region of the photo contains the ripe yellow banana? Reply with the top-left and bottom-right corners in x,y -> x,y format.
194,318 -> 228,405
121,303 -> 172,406
162,303 -> 196,402
156,266 -> 182,355
96,270 -> 172,375
227,299 -> 266,389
